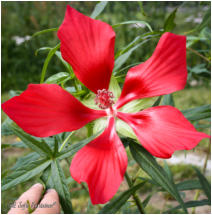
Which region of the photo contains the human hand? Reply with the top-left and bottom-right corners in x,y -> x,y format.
8,183 -> 60,214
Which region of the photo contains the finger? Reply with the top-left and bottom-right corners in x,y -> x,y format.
8,183 -> 44,214
33,189 -> 60,214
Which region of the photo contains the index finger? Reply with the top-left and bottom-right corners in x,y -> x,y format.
8,183 -> 44,214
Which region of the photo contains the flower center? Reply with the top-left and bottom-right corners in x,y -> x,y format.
95,89 -> 114,109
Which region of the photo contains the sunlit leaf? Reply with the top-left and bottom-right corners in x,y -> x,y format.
112,20 -> 153,32
90,1 -> 108,19
45,72 -> 71,85
32,28 -> 58,37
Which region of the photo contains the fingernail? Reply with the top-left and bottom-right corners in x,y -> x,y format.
46,188 -> 56,193
32,183 -> 43,189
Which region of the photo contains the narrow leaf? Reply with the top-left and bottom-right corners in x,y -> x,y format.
32,28 -> 59,37
164,8 -> 177,32
90,1 -> 108,19
2,158 -> 51,191
9,124 -> 53,157
57,131 -> 102,160
51,160 -> 73,213
194,167 -> 211,201
152,96 -> 163,107
99,182 -> 145,214
165,199 -> 210,213
112,20 -> 153,32
40,43 -> 61,83
162,94 -> 175,106
176,180 -> 202,191
45,72 -> 71,85
129,142 -> 188,213
182,105 -> 211,121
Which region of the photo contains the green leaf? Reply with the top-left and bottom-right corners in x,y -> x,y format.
152,96 -> 163,107
142,193 -> 152,208
32,28 -> 59,37
196,9 -> 211,32
11,152 -> 40,170
1,118 -> 13,136
40,43 -> 61,83
165,199 -> 210,213
137,2 -> 147,17
114,43 -> 142,72
55,51 -> 73,74
40,166 -> 54,189
112,20 -> 153,32
45,72 -> 71,85
9,124 -> 53,157
162,94 -> 175,106
182,105 -> 211,121
194,167 -> 211,201
109,75 -> 121,101
51,160 -> 73,213
164,8 -> 177,32
35,47 -> 51,56
90,1 -> 108,19
57,131 -> 102,160
99,182 -> 144,214
163,160 -> 173,182
2,158 -> 51,191
176,180 -> 202,191
119,97 -> 156,113
116,119 -> 137,140
129,142 -> 188,213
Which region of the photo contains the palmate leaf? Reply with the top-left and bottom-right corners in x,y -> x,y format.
99,182 -> 145,214
2,158 -> 51,191
8,124 -> 53,157
129,142 -> 188,213
51,160 -> 73,214
90,1 -> 108,19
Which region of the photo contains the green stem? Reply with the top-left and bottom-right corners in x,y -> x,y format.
125,172 -> 145,214
58,132 -> 73,152
187,47 -> 210,63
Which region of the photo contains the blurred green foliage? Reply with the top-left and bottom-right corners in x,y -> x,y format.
2,1 -> 211,92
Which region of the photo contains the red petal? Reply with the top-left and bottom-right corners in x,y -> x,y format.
2,84 -> 106,137
70,117 -> 127,204
58,5 -> 115,93
117,106 -> 210,158
115,33 -> 187,109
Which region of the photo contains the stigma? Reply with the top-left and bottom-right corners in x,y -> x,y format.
95,89 -> 114,109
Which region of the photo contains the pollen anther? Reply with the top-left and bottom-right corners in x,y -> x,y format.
95,89 -> 115,109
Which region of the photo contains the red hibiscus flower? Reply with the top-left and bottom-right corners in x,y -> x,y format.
2,5 -> 210,204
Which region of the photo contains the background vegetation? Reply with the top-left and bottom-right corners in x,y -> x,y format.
1,1 -> 211,214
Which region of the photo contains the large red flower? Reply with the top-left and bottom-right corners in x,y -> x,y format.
2,5 -> 210,204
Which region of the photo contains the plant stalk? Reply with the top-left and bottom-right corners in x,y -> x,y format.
125,172 -> 145,214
